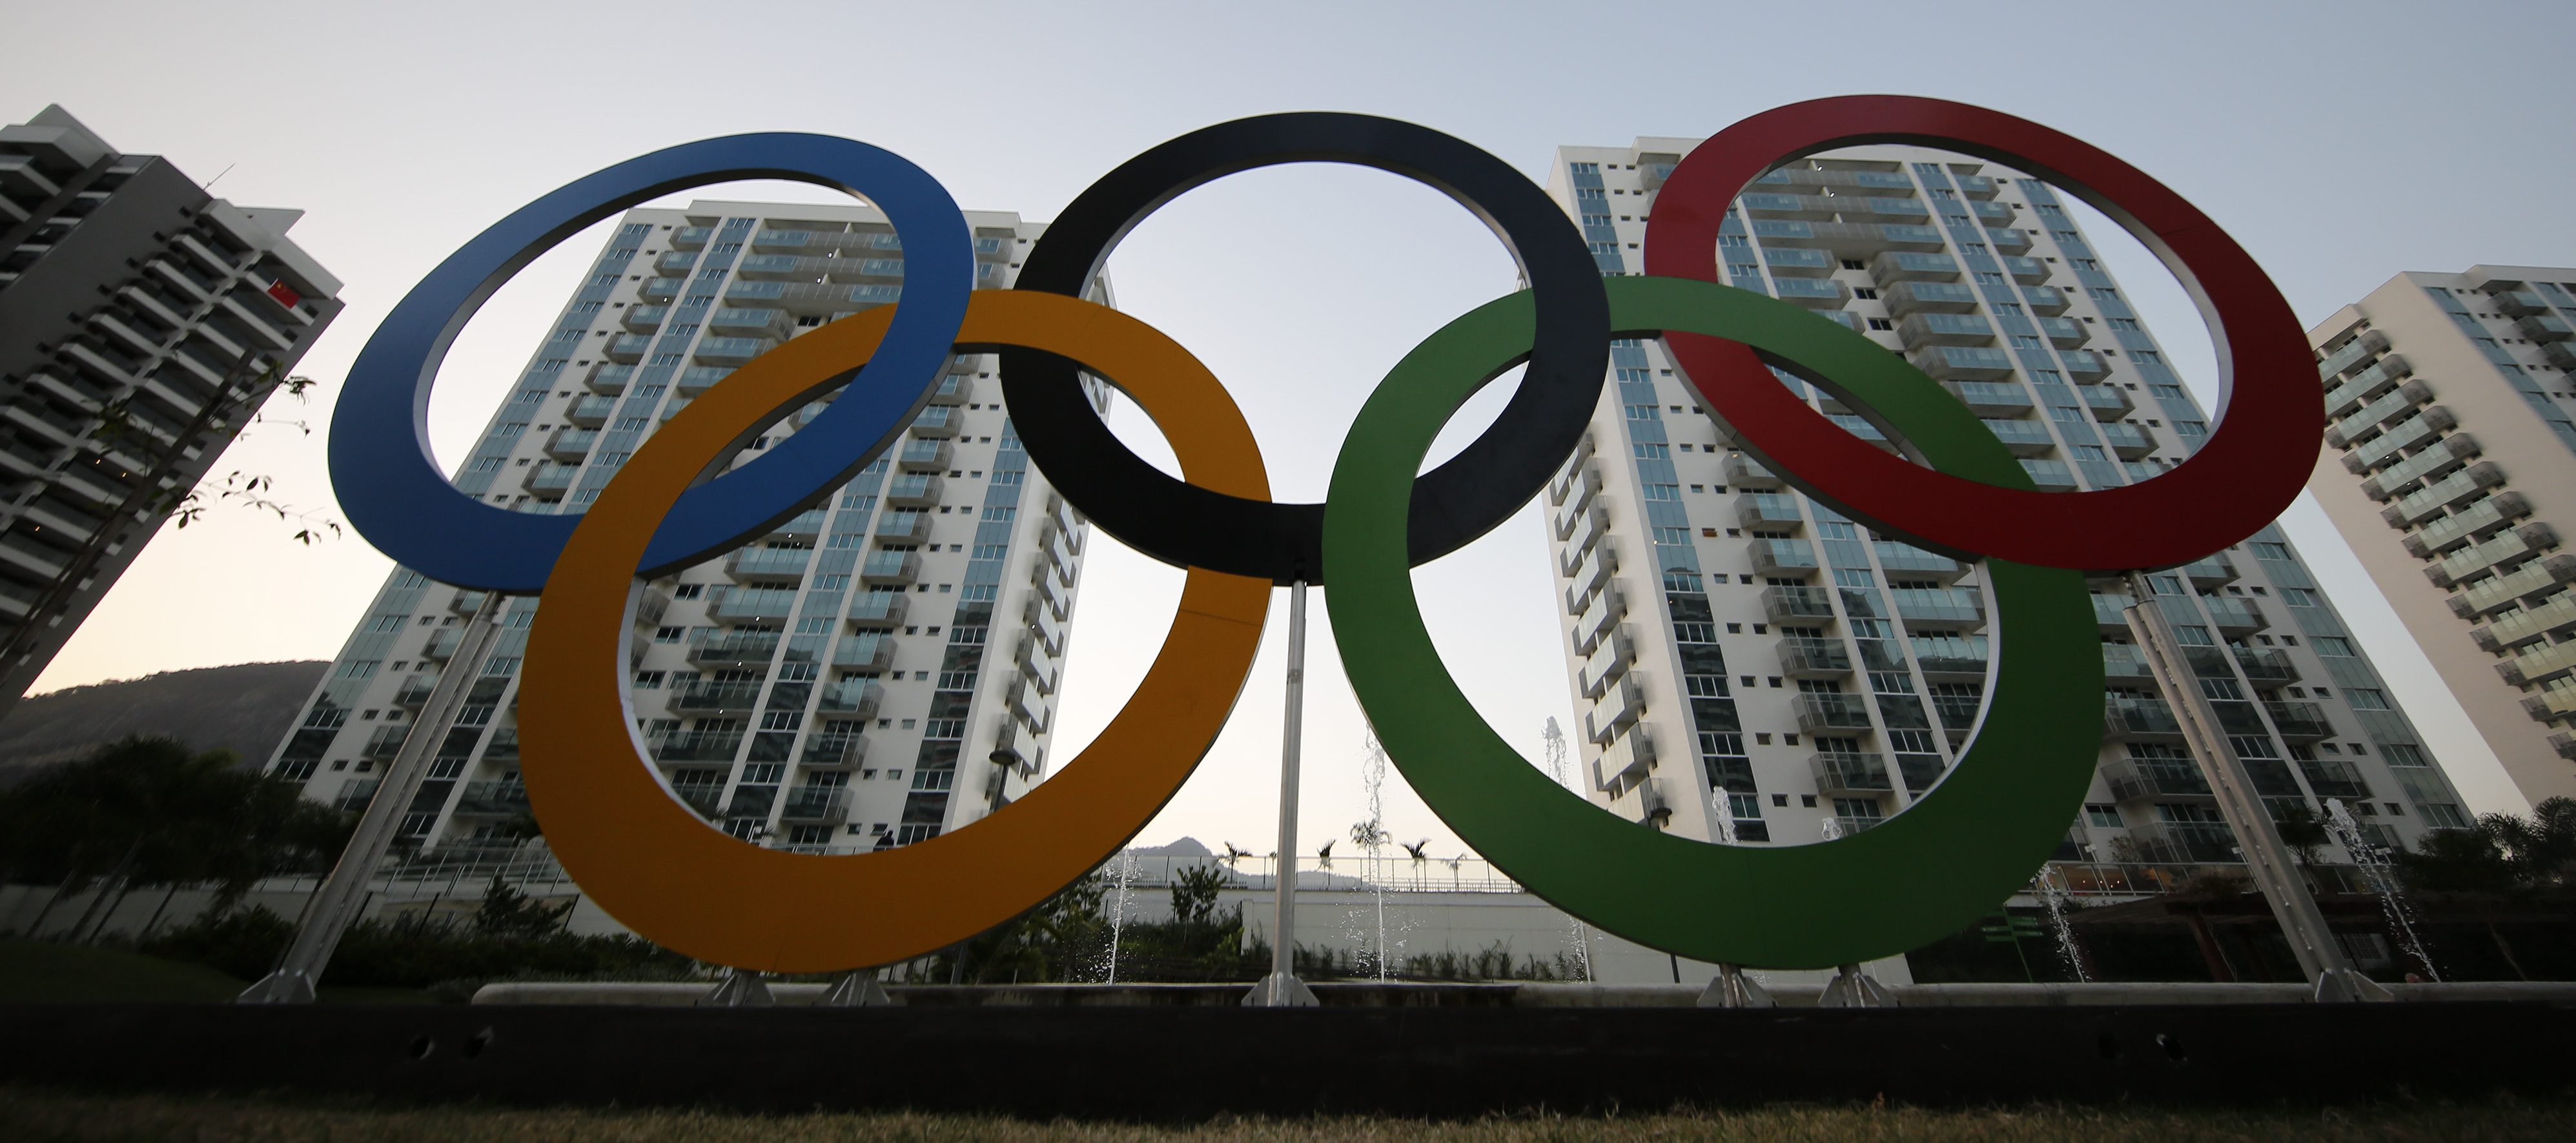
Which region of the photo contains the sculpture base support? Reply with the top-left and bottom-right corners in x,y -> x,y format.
2313,967 -> 2393,1004
822,972 -> 898,1007
1817,963 -> 1897,1008
1242,971 -> 1320,1007
1697,964 -> 1776,1008
700,971 -> 775,1007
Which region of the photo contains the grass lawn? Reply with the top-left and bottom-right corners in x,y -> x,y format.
0,940 -> 434,1005
2,1087 -> 2571,1142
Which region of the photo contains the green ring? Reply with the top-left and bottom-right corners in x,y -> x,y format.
1323,274 -> 2103,969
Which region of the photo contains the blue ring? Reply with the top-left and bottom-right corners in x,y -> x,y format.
329,133 -> 973,592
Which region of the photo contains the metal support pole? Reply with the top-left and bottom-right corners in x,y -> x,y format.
240,595 -> 506,1004
1245,581 -> 1319,1007
2123,573 -> 2387,1002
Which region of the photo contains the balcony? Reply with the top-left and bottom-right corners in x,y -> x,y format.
846,592 -> 908,629
1770,277 -> 1851,309
723,546 -> 810,583
423,630 -> 462,661
1576,626 -> 1633,699
779,788 -> 850,824
587,364 -> 633,395
2079,386 -> 2133,420
2098,422 -> 2154,459
2451,553 -> 2576,621
655,730 -> 744,763
2385,460 -> 2506,529
1792,693 -> 1874,732
670,680 -> 764,716
708,588 -> 794,624
1872,542 -> 1963,581
520,464 -> 576,499
1899,312 -> 1995,348
694,336 -> 775,366
2265,700 -> 2333,740
1869,251 -> 1959,282
2059,351 -> 2111,381
2103,758 -> 2211,802
1559,506 -> 1609,572
1810,751 -> 1893,794
331,779 -> 382,814
2438,524 -> 2557,592
2021,285 -> 2070,315
544,427 -> 598,461
899,438 -> 952,471
2203,596 -> 2267,633
675,367 -> 731,396
1892,588 -> 1985,629
2233,646 -> 2299,684
833,633 -> 895,671
1564,542 -> 1615,612
1913,636 -> 1987,679
1750,538 -> 1821,577
709,307 -> 789,338
1882,280 -> 1979,316
910,406 -> 961,438
1584,674 -> 1645,743
1573,586 -> 1624,655
453,780 -> 531,818
360,725 -> 410,761
389,674 -> 435,708
2025,316 -> 2085,349
861,550 -> 921,586
2524,686 -> 2576,722
2137,823 -> 2238,864
887,473 -> 943,508
2493,289 -> 2548,317
815,680 -> 885,717
2105,695 -> 2182,737
688,632 -> 780,667
1734,493 -> 1804,531
875,510 -> 932,543
1976,418 -> 2054,456
1723,453 -> 1783,489
620,305 -> 666,333
603,335 -> 649,363
1910,345 -> 2015,382
1593,725 -> 1656,790
1761,585 -> 1836,623
2180,555 -> 2238,587
2500,637 -> 2576,688
1777,637 -> 1852,677
566,394 -> 617,427
2298,757 -> 2371,801
1941,380 -> 2033,415
929,373 -> 975,405
802,734 -> 868,768
2001,256 -> 2050,283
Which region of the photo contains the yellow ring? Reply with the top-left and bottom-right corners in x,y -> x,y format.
518,291 -> 1271,972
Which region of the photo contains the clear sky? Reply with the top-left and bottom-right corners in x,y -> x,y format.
7,1 -> 2571,858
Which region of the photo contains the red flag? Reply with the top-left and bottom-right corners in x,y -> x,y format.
265,278 -> 301,307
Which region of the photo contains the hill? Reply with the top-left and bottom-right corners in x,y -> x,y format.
0,661 -> 326,781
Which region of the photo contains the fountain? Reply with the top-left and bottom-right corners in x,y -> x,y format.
1353,730 -> 1394,980
1543,719 -> 1594,983
2031,863 -> 2090,983
1102,850 -> 1139,985
2325,798 -> 2440,980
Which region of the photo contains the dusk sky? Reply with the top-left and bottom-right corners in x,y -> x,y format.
6,1 -> 2571,854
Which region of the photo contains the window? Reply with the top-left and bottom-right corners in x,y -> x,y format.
2347,688 -> 2391,710
1642,484 -> 1680,501
2085,803 -> 2124,829
2282,588 -> 2323,607
2313,636 -> 2356,657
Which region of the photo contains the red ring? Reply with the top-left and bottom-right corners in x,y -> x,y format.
1643,95 -> 2322,573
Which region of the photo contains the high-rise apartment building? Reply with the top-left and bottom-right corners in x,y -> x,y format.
0,106 -> 342,712
267,199 -> 1096,856
1543,138 -> 2477,868
2304,267 -> 2576,810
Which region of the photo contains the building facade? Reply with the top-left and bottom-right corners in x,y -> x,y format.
1543,138 -> 2477,870
0,105 -> 342,712
2304,267 -> 2576,810
266,199 -> 1096,856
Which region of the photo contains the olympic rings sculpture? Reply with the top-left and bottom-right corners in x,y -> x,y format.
331,97 -> 2321,973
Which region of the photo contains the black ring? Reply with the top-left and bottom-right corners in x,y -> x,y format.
1007,113 -> 1610,584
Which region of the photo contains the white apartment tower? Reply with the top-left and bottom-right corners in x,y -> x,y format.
2304,267 -> 2576,810
267,200 -> 1096,857
0,105 -> 342,714
1544,139 -> 2479,870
